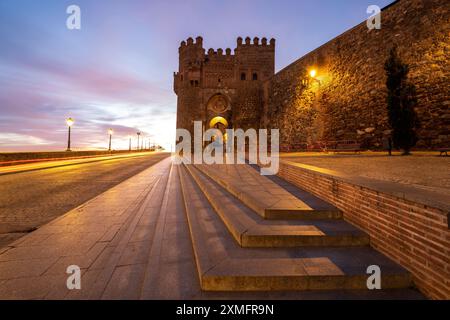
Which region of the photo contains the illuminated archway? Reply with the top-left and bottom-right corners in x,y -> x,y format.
209,116 -> 229,129
208,116 -> 229,143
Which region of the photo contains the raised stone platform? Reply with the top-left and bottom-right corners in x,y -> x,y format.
185,164 -> 368,247
194,163 -> 341,220
280,153 -> 450,212
276,156 -> 450,299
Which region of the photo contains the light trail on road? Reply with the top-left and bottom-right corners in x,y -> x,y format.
0,152 -> 163,175
0,152 -> 170,247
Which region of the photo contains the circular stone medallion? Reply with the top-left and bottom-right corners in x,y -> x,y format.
208,95 -> 228,113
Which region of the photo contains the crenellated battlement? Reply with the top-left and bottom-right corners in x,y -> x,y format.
205,47 -> 234,59
175,35 -> 275,97
179,36 -> 203,50
175,35 -> 276,138
236,36 -> 275,48
178,36 -> 275,56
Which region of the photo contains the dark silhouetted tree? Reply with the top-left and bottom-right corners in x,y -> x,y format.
384,46 -> 419,155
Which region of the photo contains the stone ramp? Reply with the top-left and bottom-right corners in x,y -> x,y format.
194,163 -> 342,219
179,164 -> 414,292
185,164 -> 369,247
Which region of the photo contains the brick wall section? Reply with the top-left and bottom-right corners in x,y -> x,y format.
264,0 -> 449,149
278,160 -> 450,299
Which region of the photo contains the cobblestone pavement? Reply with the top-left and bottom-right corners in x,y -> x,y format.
0,153 -> 169,247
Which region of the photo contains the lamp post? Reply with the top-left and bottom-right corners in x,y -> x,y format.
108,128 -> 113,151
66,118 -> 74,151
309,68 -> 321,86
137,132 -> 141,151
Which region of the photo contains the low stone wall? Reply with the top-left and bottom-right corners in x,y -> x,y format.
0,150 -> 138,164
278,160 -> 450,299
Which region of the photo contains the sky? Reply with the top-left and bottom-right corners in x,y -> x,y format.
0,0 -> 394,152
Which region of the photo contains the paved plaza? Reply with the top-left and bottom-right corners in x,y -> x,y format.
0,156 -> 427,299
281,152 -> 450,195
281,152 -> 450,213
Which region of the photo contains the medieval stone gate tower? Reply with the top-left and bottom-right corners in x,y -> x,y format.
174,36 -> 275,138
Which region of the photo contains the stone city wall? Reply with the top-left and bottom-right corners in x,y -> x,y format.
264,0 -> 449,149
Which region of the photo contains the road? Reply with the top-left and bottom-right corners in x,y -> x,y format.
0,152 -> 170,247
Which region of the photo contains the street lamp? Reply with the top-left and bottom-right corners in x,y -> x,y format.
108,128 -> 113,151
137,132 -> 141,151
301,68 -> 322,87
66,118 -> 74,151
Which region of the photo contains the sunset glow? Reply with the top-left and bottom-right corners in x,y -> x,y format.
0,0 -> 393,151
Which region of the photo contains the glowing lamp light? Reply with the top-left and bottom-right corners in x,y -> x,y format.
108,128 -> 114,135
66,118 -> 74,127
309,69 -> 317,78
65,118 -> 74,151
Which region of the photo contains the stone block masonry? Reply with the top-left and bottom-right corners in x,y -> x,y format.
277,160 -> 450,299
175,36 -> 275,138
175,0 -> 448,150
263,0 -> 449,149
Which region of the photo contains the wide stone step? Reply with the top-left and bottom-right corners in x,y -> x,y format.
185,164 -> 369,247
194,163 -> 342,220
178,165 -> 413,292
201,258 -> 411,291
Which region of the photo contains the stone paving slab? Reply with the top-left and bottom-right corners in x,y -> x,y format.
194,163 -> 341,219
281,158 -> 450,213
195,164 -> 311,209
0,158 -> 172,299
0,152 -> 170,250
185,164 -> 369,247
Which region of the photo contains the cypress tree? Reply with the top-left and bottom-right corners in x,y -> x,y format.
384,46 -> 419,155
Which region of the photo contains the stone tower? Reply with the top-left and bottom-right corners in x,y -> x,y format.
174,36 -> 275,138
